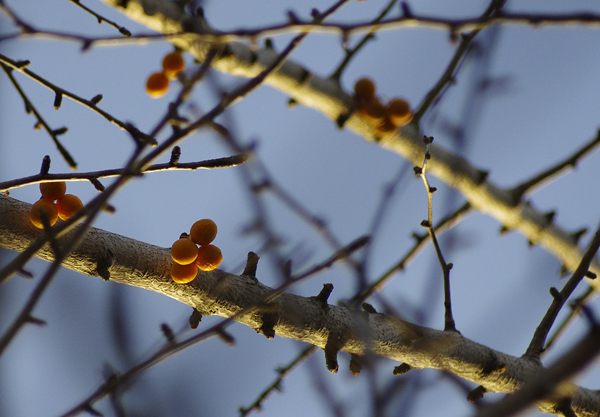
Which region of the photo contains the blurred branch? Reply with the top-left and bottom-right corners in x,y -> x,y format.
1,194 -> 599,416
239,345 -> 317,416
0,154 -> 248,193
65,0 -> 132,37
98,0 -> 600,285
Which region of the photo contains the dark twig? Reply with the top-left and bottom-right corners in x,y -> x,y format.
239,346 -> 317,416
511,130 -> 600,201
66,0 -> 132,37
330,0 -> 397,80
413,0 -> 507,123
1,62 -> 77,168
0,154 -> 248,193
524,221 -> 600,360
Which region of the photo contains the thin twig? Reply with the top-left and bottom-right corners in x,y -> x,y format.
66,0 -> 132,37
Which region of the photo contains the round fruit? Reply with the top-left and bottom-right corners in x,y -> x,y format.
354,78 -> 376,102
387,98 -> 413,127
359,97 -> 386,124
375,119 -> 397,135
146,72 -> 169,98
40,181 -> 66,201
30,199 -> 58,229
162,51 -> 185,80
57,194 -> 83,221
190,219 -> 217,246
196,244 -> 223,271
170,262 -> 198,284
171,238 -> 199,265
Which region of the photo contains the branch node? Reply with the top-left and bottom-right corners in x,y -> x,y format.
570,227 -> 588,244
169,146 -> 181,166
89,177 -> 105,192
83,404 -> 103,416
90,94 -> 103,105
549,287 -> 562,301
544,210 -> 556,225
96,254 -> 114,281
393,363 -> 411,375
26,315 -> 47,326
324,333 -> 343,374
53,92 -> 63,110
349,353 -> 362,376
259,311 -> 278,339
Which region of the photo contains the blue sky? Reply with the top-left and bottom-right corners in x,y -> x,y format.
1,1 -> 600,416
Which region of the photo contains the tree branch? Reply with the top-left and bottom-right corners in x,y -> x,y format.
98,0 -> 600,288
1,194 -> 599,416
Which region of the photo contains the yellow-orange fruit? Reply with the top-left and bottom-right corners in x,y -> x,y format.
386,98 -> 413,127
57,194 -> 83,221
375,119 -> 397,135
146,72 -> 169,98
170,262 -> 198,284
40,181 -> 66,201
171,238 -> 199,265
359,97 -> 386,124
354,78 -> 376,102
196,244 -> 222,271
30,199 -> 58,229
190,219 -> 217,246
162,51 -> 185,80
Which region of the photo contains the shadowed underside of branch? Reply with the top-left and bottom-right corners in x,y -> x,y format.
1,195 -> 599,416
99,0 -> 600,287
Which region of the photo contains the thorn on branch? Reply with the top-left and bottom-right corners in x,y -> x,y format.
324,332 -> 344,374
242,252 -> 260,277
287,98 -> 298,108
314,283 -> 334,309
96,254 -> 114,281
189,309 -> 202,329
400,2 -> 412,18
83,404 -> 103,416
393,363 -> 411,375
216,328 -> 235,346
161,323 -> 175,343
53,92 -> 63,110
90,94 -> 103,105
40,155 -> 51,175
349,354 -> 362,376
549,287 -> 562,301
467,385 -> 487,403
476,170 -> 489,184
16,60 -> 30,69
26,316 -> 47,326
544,210 -> 556,225
413,166 -> 423,176
335,110 -> 352,129
264,38 -> 274,50
585,270 -> 597,279
259,312 -> 278,339
53,127 -> 68,136
499,225 -> 510,235
570,228 -> 588,244
169,146 -> 181,166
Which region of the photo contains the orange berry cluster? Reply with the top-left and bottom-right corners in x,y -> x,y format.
145,51 -> 186,98
353,77 -> 413,135
170,219 -> 223,284
30,181 -> 83,229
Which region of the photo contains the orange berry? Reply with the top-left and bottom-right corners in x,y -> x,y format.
354,77 -> 376,102
190,219 -> 217,246
359,97 -> 386,124
57,194 -> 83,220
171,238 -> 199,265
386,98 -> 413,127
170,262 -> 198,284
162,51 -> 185,80
146,72 -> 169,98
40,181 -> 66,201
196,244 -> 222,271
30,199 -> 58,229
375,119 -> 397,135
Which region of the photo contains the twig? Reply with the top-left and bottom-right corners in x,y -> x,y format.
330,0 -> 397,80
524,221 -> 600,360
413,0 -> 507,122
414,135 -> 457,332
511,130 -> 600,201
1,62 -> 77,168
0,154 -> 248,193
66,0 -> 132,37
239,345 -> 317,416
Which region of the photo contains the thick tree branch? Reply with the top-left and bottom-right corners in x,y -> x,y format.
1,194 -> 599,416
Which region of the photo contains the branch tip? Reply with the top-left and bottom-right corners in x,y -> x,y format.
467,385 -> 487,403
161,323 -> 175,343
189,309 -> 202,329
349,353 -> 362,376
393,363 -> 411,375
242,252 -> 260,277
40,155 -> 51,175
